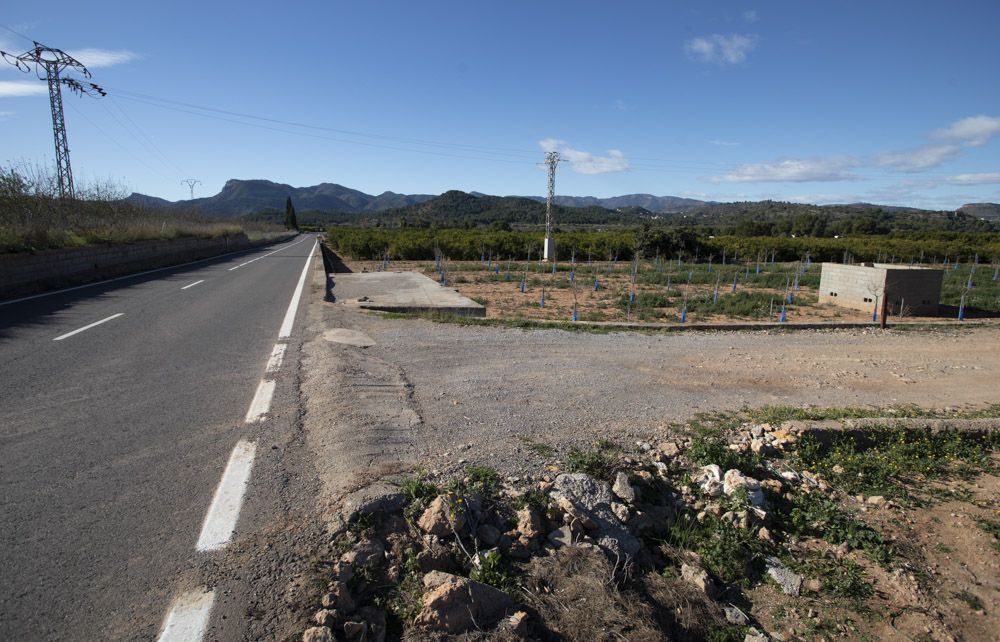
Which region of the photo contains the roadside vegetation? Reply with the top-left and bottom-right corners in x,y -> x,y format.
0,163 -> 280,253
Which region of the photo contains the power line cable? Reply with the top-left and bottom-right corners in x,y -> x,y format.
112,92 -> 538,166
103,97 -> 186,175
104,86 -> 542,160
65,100 -> 172,181
0,22 -> 34,44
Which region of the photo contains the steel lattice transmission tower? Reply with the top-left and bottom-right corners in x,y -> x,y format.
181,179 -> 202,200
1,42 -> 107,199
543,151 -> 561,262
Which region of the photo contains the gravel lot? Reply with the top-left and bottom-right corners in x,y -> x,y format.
303,262 -> 1000,500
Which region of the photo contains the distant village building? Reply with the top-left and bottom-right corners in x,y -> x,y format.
818,263 -> 943,316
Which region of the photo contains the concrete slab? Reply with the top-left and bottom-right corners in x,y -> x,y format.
330,271 -> 486,317
323,328 -> 376,347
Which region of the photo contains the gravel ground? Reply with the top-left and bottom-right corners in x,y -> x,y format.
302,262 -> 1000,496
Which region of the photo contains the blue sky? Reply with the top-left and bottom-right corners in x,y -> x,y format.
2,1 -> 999,209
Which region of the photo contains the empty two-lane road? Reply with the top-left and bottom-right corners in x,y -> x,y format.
0,235 -> 319,640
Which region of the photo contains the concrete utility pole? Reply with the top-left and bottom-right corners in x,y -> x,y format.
181,179 -> 202,200
1,42 -> 107,199
543,151 -> 561,262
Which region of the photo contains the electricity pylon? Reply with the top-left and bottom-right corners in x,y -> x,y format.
1,42 -> 107,199
181,179 -> 202,200
543,151 -> 561,262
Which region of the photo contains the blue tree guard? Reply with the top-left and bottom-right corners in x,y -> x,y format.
732,276 -> 738,292
967,275 -> 974,289
594,278 -> 600,291
629,290 -> 636,305
779,305 -> 787,323
572,305 -> 578,322
872,301 -> 878,322
519,279 -> 526,293
551,262 -> 557,274
713,288 -> 719,303
787,292 -> 794,304
958,303 -> 965,321
539,291 -> 545,308
680,307 -> 687,323
993,267 -> 999,281
570,270 -> 575,282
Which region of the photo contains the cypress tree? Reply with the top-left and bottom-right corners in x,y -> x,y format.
284,196 -> 298,230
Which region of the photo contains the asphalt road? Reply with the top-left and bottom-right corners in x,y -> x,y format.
0,235 -> 321,641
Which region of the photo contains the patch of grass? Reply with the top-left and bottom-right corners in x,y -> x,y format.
934,542 -> 955,554
687,431 -> 763,477
784,493 -> 896,567
399,473 -> 439,521
975,517 -> 1000,553
519,436 -> 555,458
387,547 -> 424,633
747,403 -> 1000,424
659,512 -> 771,586
469,549 -> 518,592
796,554 -> 874,607
953,590 -> 985,611
566,440 -> 620,481
706,625 -> 748,642
794,429 -> 998,501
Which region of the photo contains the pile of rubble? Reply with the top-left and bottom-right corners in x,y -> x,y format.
300,420 -> 873,641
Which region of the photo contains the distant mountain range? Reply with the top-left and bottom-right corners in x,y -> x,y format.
958,203 -> 1000,222
126,179 -> 435,216
124,179 -> 999,232
125,179 -> 707,217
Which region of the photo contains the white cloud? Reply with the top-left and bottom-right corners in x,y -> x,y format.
710,157 -> 860,183
932,115 -> 1000,147
538,138 -> 629,174
612,99 -> 630,111
66,48 -> 137,69
709,139 -> 740,146
873,144 -> 960,172
743,10 -> 758,23
0,80 -> 47,97
685,34 -> 757,65
943,172 -> 1000,185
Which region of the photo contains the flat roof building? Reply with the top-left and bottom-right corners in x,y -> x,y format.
818,263 -> 943,316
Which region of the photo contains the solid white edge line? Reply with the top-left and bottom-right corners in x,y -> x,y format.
195,440 -> 257,552
52,313 -> 124,341
156,588 -> 215,642
244,379 -> 276,423
265,343 -> 287,373
278,240 -> 317,338
180,280 -> 205,290
228,236 -> 309,271
0,235 -> 303,308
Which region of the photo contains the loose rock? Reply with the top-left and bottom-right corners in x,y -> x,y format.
418,495 -> 465,537
415,571 -> 514,633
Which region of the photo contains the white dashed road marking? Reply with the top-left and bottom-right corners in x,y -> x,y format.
156,588 -> 215,642
181,280 -> 204,290
195,441 -> 257,552
265,343 -> 287,373
244,379 -> 276,423
52,313 -> 124,341
278,241 -> 316,338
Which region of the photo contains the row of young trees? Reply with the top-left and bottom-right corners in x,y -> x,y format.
326,226 -> 1000,264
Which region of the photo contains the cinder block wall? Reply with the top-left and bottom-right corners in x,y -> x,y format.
819,263 -> 943,316
0,233 -> 295,300
882,268 -> 943,315
818,263 -> 886,312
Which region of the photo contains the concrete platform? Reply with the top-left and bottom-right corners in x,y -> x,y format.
330,271 -> 486,317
